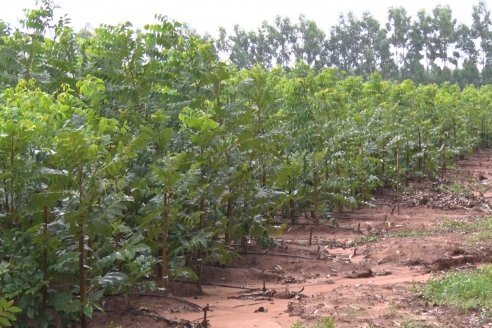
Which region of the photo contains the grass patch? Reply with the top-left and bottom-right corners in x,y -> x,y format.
421,265 -> 492,312
388,230 -> 432,238
435,218 -> 481,233
291,317 -> 335,328
398,317 -> 432,328
472,218 -> 492,242
435,217 -> 492,243
350,234 -> 381,246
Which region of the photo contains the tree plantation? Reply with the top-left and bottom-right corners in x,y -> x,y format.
2,1 -> 492,327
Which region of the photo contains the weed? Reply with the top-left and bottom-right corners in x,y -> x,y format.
384,302 -> 400,318
389,230 -> 432,238
445,181 -> 469,193
106,322 -> 123,328
350,234 -> 381,246
290,317 -> 336,328
421,265 -> 492,312
436,218 -> 480,233
399,317 -> 430,328
314,317 -> 336,328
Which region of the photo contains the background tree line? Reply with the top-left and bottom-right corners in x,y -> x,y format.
214,1 -> 492,86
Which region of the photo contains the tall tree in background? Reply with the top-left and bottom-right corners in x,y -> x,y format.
328,12 -> 362,74
293,15 -> 329,70
430,5 -> 457,82
358,12 -> 393,76
387,7 -> 412,79
472,1 -> 492,83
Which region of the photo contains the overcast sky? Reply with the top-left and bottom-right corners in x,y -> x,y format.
2,0 -> 489,36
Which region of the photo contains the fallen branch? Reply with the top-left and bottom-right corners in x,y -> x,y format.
232,302 -> 263,308
244,251 -> 326,260
133,293 -> 201,312
202,283 -> 257,290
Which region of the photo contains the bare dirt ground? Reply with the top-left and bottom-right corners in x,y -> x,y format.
92,150 -> 492,328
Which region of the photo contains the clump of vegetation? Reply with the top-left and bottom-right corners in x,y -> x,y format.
421,265 -> 492,312
0,298 -> 22,327
350,234 -> 382,246
436,217 -> 492,241
389,230 -> 432,238
291,317 -> 336,328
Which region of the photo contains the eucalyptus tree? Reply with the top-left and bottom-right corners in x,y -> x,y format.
414,10 -> 435,78
328,12 -> 362,74
227,25 -> 256,69
386,7 -> 412,79
430,5 -> 457,82
358,12 -> 392,76
472,1 -> 492,68
455,24 -> 480,86
268,16 -> 298,68
293,16 -> 329,70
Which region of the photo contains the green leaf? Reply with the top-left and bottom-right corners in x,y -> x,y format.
0,317 -> 11,327
82,305 -> 93,318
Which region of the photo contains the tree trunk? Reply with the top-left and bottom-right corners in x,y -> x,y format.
224,192 -> 232,243
289,187 -> 295,224
78,166 -> 87,328
396,143 -> 401,215
42,206 -> 49,312
161,192 -> 169,288
312,160 -> 319,225
418,130 -> 422,181
200,197 -> 206,229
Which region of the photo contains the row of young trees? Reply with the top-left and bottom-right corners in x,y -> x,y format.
1,1 -> 492,326
215,2 -> 492,86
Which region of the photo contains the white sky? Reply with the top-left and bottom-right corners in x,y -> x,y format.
1,0 -> 490,36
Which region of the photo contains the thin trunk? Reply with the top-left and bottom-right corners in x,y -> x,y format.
405,140 -> 410,186
335,159 -> 342,219
261,164 -> 266,187
324,154 -> 329,181
289,186 -> 295,224
42,206 -> 49,312
224,193 -> 232,243
418,130 -> 422,181
161,192 -> 169,288
200,197 -> 206,229
360,145 -> 365,202
78,166 -> 87,328
441,138 -> 446,180
381,142 -> 386,176
312,165 -> 319,225
482,119 -> 485,149
10,136 -> 15,214
3,178 -> 9,213
396,143 -> 401,215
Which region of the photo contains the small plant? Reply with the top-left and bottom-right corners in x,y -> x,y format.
290,317 -> 335,328
106,322 -> 123,328
314,317 -> 335,328
399,317 -> 430,328
0,298 -> 22,327
350,234 -> 381,246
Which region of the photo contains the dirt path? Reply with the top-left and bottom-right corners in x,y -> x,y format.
93,150 -> 492,328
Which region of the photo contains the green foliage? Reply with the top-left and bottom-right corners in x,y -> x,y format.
2,1 -> 492,325
0,298 -> 21,327
421,265 -> 492,312
291,317 -> 336,328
